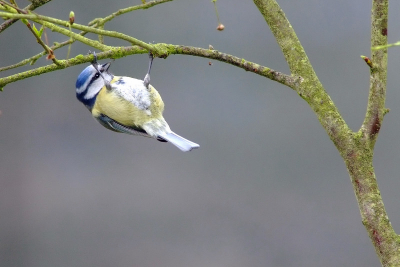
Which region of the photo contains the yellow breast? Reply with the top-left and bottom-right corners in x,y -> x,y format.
91,76 -> 164,127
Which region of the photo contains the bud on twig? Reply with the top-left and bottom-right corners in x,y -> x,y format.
69,11 -> 75,25
360,55 -> 373,68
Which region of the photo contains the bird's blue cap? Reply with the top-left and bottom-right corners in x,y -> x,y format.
76,65 -> 94,89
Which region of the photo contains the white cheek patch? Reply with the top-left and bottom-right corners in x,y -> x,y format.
84,79 -> 104,100
76,82 -> 88,94
77,64 -> 114,99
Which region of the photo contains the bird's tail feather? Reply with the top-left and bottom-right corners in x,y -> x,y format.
159,131 -> 200,152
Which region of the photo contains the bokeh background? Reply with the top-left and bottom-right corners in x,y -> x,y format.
1,1 -> 400,266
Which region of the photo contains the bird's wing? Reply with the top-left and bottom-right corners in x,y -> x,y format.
96,114 -> 167,142
96,114 -> 150,137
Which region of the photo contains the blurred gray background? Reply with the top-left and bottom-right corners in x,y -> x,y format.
1,0 -> 400,266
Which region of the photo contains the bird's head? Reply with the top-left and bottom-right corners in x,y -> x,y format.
75,61 -> 113,109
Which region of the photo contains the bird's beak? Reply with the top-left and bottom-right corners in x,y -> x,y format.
102,62 -> 111,72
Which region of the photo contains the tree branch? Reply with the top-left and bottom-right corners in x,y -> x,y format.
253,0 -> 352,155
360,0 -> 388,147
0,0 -> 167,72
0,47 -> 144,90
0,0 -> 52,33
0,44 -> 299,90
96,0 -> 173,26
174,45 -> 302,89
0,31 -> 89,72
355,2 -> 399,265
24,21 -> 60,65
0,3 -> 298,90
253,1 -> 400,265
0,0 -> 171,34
0,12 -> 155,52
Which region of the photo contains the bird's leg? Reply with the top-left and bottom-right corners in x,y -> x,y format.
88,50 -> 97,64
89,51 -> 112,90
143,52 -> 154,89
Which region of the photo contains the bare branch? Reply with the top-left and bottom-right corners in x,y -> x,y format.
253,0 -> 352,154
361,0 -> 388,146
0,30 -> 92,72
0,0 -> 52,33
0,1 -> 60,64
253,0 -> 314,79
0,47 -> 146,90
253,2 -> 399,264
0,0 -> 165,72
0,4 -> 300,90
98,0 -> 173,25
0,44 -> 300,90
0,12 -> 154,52
36,19 -> 113,51
175,45 -> 302,89
356,1 -> 399,266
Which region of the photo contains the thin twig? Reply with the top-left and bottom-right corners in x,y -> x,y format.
0,47 -> 146,90
0,2 -> 158,72
0,0 -> 27,13
0,0 -> 59,65
174,45 -> 302,89
25,21 -> 60,65
37,19 -> 112,51
99,0 -> 173,25
0,0 -> 52,33
0,12 -> 153,52
0,0 -> 172,72
0,31 -> 88,72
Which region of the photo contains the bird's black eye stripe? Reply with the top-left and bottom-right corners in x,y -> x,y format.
86,71 -> 102,90
92,70 -> 103,81
91,72 -> 100,83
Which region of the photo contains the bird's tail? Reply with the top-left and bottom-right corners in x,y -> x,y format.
159,131 -> 200,152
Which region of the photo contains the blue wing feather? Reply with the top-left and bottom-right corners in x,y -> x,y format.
96,114 -> 167,142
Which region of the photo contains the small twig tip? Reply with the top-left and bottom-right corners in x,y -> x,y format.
361,55 -> 373,68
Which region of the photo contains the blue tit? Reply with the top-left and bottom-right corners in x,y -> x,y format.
75,52 -> 200,152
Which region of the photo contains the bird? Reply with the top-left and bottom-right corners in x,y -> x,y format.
75,52 -> 200,152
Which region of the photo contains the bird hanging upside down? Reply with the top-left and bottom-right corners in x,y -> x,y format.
75,52 -> 200,152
